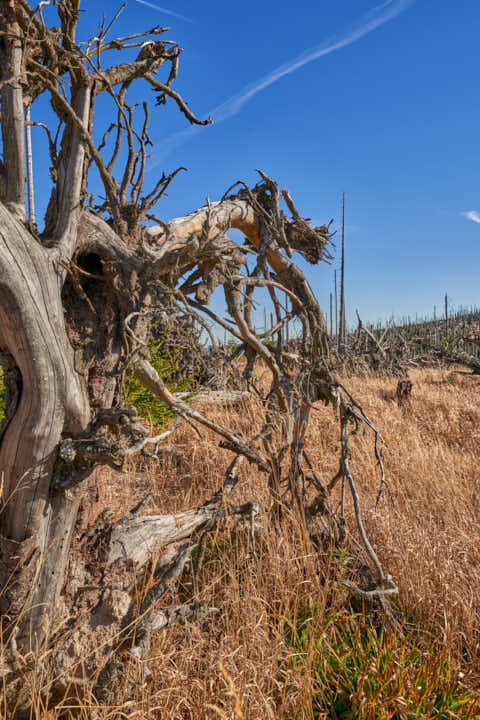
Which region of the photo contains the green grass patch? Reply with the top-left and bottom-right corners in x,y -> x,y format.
281,599 -> 480,719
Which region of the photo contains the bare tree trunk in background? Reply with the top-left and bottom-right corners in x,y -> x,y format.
330,291 -> 333,336
335,269 -> 338,338
445,292 -> 448,337
338,192 -> 346,354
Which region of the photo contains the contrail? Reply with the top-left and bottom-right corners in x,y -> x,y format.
151,0 -> 415,166
135,0 -> 192,23
463,211 -> 480,225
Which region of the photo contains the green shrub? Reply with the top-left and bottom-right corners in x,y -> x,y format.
124,336 -> 195,427
0,339 -> 193,430
281,600 -> 479,719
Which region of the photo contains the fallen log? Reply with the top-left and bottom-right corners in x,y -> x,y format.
174,390 -> 251,405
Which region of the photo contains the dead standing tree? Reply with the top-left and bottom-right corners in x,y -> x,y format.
0,1 -> 395,708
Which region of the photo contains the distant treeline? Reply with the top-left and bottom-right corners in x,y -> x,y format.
343,305 -> 480,358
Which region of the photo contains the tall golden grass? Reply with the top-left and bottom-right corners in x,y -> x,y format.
5,367 -> 480,718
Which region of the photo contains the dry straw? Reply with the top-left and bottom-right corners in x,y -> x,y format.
2,367 -> 480,718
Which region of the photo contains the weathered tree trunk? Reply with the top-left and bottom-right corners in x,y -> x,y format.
0,180 -> 332,661
0,206 -> 91,645
0,7 -> 391,714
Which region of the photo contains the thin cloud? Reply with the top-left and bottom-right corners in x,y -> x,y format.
135,0 -> 192,23
151,0 -> 416,166
463,211 -> 480,224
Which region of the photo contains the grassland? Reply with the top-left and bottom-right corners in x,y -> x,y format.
3,366 -> 480,718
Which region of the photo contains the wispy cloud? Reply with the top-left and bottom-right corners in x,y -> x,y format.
135,0 -> 192,23
150,0 -> 415,167
463,211 -> 480,224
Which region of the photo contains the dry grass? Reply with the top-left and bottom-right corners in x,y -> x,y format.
7,367 -> 480,718
342,368 -> 480,661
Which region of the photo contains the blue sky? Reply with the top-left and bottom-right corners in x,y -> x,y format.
30,0 -> 480,329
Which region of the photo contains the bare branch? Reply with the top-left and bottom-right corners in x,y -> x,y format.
145,72 -> 212,126
134,357 -> 270,471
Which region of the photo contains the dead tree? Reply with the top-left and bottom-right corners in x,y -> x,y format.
0,2 -> 394,711
338,191 -> 346,354
350,310 -> 413,376
433,349 -> 480,376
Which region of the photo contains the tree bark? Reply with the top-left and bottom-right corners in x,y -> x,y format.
0,4 -> 25,219
0,206 -> 91,645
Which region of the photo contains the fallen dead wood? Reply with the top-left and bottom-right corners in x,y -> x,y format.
0,4 -> 396,711
433,349 -> 480,376
175,390 -> 251,405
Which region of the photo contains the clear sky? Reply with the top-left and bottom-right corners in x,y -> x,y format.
30,0 -> 480,329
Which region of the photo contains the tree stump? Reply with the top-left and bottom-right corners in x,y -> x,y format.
395,379 -> 413,406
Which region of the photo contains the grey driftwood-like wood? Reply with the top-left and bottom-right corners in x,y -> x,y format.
175,390 -> 251,404
0,2 -> 394,712
107,500 -> 258,566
